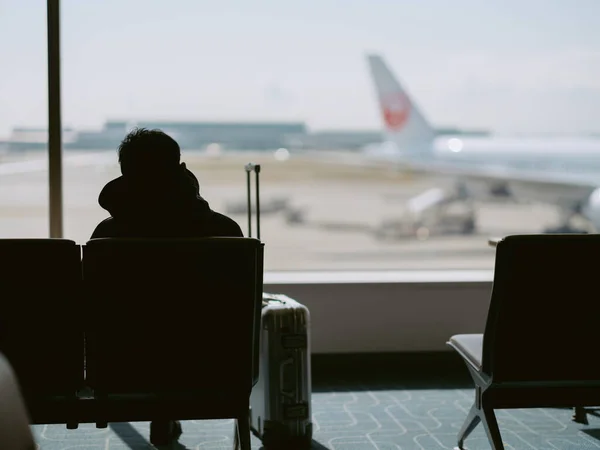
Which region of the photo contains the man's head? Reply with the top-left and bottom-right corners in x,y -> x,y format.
118,127 -> 182,180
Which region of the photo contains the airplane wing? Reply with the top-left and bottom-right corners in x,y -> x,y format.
297,147 -> 597,209
397,157 -> 598,208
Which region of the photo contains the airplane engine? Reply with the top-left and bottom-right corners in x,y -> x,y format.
489,182 -> 512,198
461,180 -> 512,201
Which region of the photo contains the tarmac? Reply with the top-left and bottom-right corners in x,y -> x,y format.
0,149 -> 566,270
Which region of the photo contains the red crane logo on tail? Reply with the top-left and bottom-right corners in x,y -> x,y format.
381,93 -> 410,130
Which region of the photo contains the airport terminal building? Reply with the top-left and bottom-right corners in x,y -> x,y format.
73,120 -> 309,151
0,120 -> 310,152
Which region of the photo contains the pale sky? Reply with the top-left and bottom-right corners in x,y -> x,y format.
1,0 -> 600,137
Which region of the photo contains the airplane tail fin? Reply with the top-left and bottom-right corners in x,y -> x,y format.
367,54 -> 436,155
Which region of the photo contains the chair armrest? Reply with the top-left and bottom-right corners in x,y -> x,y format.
488,237 -> 502,248
447,334 -> 483,372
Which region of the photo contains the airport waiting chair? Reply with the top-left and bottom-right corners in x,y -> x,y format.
0,352 -> 37,450
82,237 -> 264,450
0,239 -> 83,428
448,234 -> 600,450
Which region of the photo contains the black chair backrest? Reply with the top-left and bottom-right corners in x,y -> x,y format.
482,234 -> 600,382
82,237 -> 263,397
0,239 -> 83,399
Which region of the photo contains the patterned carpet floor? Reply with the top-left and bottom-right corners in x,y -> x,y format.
27,354 -> 600,449
30,389 -> 600,449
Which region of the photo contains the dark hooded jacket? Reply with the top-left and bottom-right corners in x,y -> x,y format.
91,167 -> 243,239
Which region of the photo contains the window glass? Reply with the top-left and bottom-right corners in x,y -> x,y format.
57,0 -> 600,270
0,0 -> 48,237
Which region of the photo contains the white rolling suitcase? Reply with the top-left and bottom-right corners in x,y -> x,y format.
250,293 -> 312,448
244,163 -> 313,448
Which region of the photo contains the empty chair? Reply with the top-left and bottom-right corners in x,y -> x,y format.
82,237 -> 263,449
448,234 -> 600,450
0,239 -> 83,427
0,352 -> 37,450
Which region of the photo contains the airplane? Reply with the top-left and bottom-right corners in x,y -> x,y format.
365,54 -> 600,234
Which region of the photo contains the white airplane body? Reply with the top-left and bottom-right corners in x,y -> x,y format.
366,54 -> 600,232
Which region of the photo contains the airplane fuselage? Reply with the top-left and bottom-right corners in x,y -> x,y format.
432,136 -> 600,178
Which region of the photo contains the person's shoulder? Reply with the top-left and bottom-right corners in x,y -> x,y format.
206,211 -> 244,237
90,217 -> 118,239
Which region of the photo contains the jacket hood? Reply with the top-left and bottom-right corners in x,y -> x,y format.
98,165 -> 212,220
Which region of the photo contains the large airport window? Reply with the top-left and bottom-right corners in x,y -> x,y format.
0,0 -> 49,237
13,1 -> 600,270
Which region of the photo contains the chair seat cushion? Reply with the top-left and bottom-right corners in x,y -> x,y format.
448,334 -> 483,371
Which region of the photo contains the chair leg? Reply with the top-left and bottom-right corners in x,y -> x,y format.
457,404 -> 481,449
233,410 -> 251,450
233,421 -> 239,450
481,407 -> 504,450
573,406 -> 589,425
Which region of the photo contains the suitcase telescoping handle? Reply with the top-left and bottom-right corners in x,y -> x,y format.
245,163 -> 261,240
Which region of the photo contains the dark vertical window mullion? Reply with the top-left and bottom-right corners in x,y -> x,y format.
47,0 -> 63,238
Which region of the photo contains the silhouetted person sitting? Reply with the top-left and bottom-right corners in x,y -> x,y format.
92,127 -> 243,240
90,127 -> 243,445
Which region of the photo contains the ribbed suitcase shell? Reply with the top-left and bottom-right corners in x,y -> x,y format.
250,293 -> 312,448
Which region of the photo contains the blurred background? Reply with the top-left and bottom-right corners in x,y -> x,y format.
1,0 -> 599,270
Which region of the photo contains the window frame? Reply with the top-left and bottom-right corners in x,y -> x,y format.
47,0 -> 63,238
